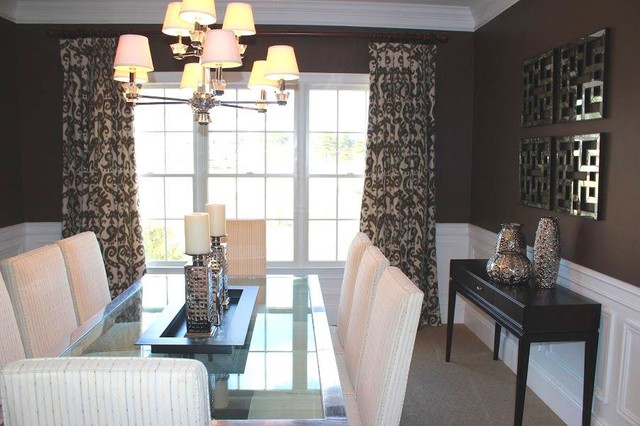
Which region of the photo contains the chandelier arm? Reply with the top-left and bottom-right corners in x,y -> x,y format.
135,102 -> 188,105
219,103 -> 265,112
223,100 -> 282,105
139,94 -> 191,103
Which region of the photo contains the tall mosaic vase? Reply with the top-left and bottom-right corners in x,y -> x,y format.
533,217 -> 561,289
486,223 -> 533,285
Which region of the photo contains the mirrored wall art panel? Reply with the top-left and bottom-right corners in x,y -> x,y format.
521,49 -> 554,127
557,29 -> 608,123
519,137 -> 552,209
555,133 -> 601,220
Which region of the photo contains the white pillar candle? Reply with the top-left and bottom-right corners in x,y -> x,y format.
205,203 -> 226,237
184,213 -> 211,255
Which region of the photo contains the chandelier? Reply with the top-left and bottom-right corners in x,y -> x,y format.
112,0 -> 300,125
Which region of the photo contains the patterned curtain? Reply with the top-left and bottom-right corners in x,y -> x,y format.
360,42 -> 440,326
59,38 -> 146,297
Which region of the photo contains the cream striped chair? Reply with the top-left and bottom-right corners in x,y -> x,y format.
225,219 -> 266,276
0,273 -> 24,372
340,245 -> 389,394
0,273 -> 25,422
331,232 -> 372,355
0,357 -> 211,426
342,267 -> 423,426
57,231 -> 112,324
0,244 -> 78,357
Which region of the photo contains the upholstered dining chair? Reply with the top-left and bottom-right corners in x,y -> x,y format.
0,244 -> 78,357
225,219 -> 266,276
0,273 -> 25,423
57,231 -> 112,324
342,245 -> 389,391
0,273 -> 24,371
0,357 -> 211,426
332,232 -> 372,355
345,267 -> 423,426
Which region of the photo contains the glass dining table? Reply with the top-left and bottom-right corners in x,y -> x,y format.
56,274 -> 347,425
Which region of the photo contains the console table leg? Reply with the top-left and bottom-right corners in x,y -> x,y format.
445,283 -> 456,362
493,323 -> 502,360
582,332 -> 599,426
514,338 -> 531,426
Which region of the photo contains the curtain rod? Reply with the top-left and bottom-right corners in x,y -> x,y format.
47,28 -> 448,44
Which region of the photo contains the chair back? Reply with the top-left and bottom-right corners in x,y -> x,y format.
343,245 -> 389,388
57,231 -> 112,323
0,244 -> 78,357
357,267 -> 423,426
0,357 -> 211,426
225,219 -> 266,276
0,273 -> 25,375
336,232 -> 372,343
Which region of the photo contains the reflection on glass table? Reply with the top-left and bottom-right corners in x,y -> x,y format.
60,275 -> 345,423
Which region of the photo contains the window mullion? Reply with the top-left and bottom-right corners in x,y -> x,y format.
194,121 -> 208,211
296,83 -> 309,267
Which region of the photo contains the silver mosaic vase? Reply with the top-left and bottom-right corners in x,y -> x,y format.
486,223 -> 532,285
533,217 -> 561,289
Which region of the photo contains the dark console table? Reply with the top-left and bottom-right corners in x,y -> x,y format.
446,259 -> 601,426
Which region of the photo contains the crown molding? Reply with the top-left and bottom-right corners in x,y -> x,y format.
0,0 -> 18,21
14,0 -> 475,31
471,0 -> 519,30
11,0 -> 518,31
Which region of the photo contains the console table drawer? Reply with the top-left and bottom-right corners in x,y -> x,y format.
492,289 -> 524,325
462,280 -> 495,304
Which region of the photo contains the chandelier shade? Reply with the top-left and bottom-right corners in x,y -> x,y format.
264,45 -> 300,81
222,2 -> 256,37
248,60 -> 279,90
162,2 -> 194,36
113,34 -> 154,72
201,29 -> 242,69
180,63 -> 205,89
179,0 -> 217,25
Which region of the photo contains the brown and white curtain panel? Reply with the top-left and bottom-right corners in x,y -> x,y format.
360,42 -> 440,326
60,38 -> 146,297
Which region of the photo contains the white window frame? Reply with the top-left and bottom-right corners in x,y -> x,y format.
141,72 -> 369,274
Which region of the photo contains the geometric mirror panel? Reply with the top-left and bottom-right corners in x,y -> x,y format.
519,137 -> 552,209
521,49 -> 554,127
557,29 -> 608,123
555,133 -> 601,220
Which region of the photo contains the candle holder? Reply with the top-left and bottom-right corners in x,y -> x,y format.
210,235 -> 230,309
184,253 -> 218,337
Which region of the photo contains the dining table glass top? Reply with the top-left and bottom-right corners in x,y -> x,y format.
59,274 -> 345,423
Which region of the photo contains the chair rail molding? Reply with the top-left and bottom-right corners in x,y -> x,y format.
0,222 -> 62,261
3,221 -> 639,426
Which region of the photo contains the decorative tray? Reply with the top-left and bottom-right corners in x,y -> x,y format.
136,285 -> 259,354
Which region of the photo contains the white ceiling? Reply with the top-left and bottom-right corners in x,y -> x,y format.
0,0 -> 519,31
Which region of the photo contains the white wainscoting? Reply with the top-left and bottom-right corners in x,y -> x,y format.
2,221 -> 638,425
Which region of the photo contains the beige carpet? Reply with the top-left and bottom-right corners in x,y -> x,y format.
400,324 -> 566,426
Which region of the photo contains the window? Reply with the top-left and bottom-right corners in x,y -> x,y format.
135,73 -> 368,269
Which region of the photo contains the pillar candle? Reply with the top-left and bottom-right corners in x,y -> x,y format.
205,203 -> 226,237
184,213 -> 211,255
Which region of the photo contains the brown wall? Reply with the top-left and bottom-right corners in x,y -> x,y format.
10,24 -> 474,226
472,0 -> 640,286
0,17 -> 22,226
